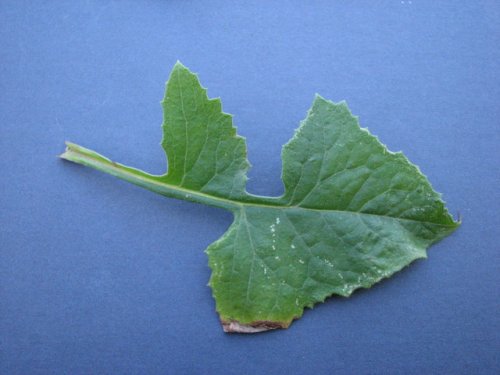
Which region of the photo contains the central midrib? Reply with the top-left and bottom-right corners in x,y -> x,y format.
62,143 -> 458,229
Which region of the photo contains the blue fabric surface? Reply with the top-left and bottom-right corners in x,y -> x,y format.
1,1 -> 498,374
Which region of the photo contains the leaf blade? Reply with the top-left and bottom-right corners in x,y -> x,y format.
280,95 -> 456,226
161,62 -> 250,199
208,206 -> 457,330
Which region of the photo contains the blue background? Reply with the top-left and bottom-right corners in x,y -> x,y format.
1,1 -> 499,374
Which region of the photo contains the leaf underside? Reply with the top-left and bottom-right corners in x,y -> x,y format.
61,62 -> 459,333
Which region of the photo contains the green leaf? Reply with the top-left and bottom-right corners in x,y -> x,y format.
61,62 -> 460,333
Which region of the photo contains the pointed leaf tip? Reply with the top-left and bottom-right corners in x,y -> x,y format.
174,60 -> 184,67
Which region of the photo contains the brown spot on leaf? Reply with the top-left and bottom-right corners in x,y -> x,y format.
221,319 -> 290,333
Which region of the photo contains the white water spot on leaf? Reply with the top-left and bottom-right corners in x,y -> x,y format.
291,244 -> 296,249
342,285 -> 354,295
298,259 -> 305,264
276,217 -> 280,224
325,259 -> 334,268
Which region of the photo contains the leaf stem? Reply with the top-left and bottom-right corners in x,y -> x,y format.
60,142 -> 240,211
